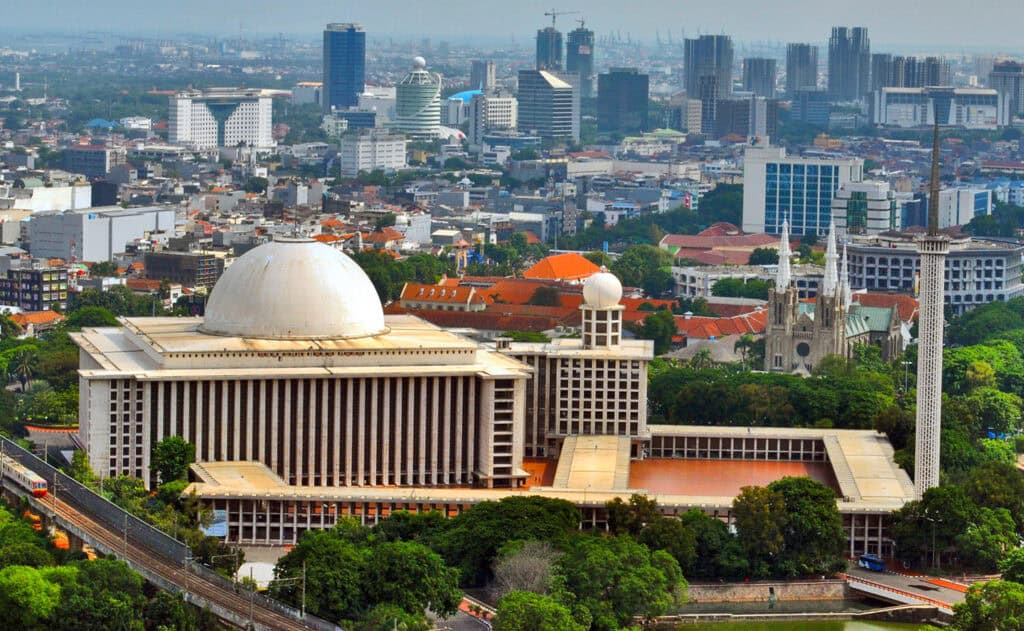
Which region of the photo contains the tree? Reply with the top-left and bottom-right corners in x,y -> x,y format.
767,477 -> 845,577
88,261 -> 119,278
151,436 -> 196,484
638,517 -> 697,572
734,334 -> 757,366
0,314 -> 22,339
610,245 -> 673,297
554,535 -> 684,629
495,591 -> 586,631
957,508 -> 1018,572
271,529 -> 367,623
0,541 -> 54,568
0,565 -> 60,629
605,494 -> 662,536
748,247 -> 780,265
966,360 -> 997,390
583,251 -> 611,269
142,591 -> 199,631
998,548 -> 1024,584
492,541 -> 561,598
363,541 -> 462,618
963,461 -> 1024,527
64,307 -> 120,329
890,485 -> 976,569
731,486 -> 787,576
67,450 -> 98,489
54,558 -> 146,631
527,286 -> 561,307
953,580 -> 1024,630
244,176 -> 269,194
11,348 -> 38,390
633,309 -> 677,356
361,603 -> 430,631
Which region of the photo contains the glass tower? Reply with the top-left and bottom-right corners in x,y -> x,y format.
323,23 -> 366,113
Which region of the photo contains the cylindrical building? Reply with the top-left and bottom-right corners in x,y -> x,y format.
393,56 -> 442,141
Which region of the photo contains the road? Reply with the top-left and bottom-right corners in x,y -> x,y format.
49,494 -> 317,631
846,565 -> 968,609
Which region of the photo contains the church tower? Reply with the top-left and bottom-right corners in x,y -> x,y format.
811,223 -> 848,363
764,220 -> 800,371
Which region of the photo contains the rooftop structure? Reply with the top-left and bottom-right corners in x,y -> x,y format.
392,57 -> 442,141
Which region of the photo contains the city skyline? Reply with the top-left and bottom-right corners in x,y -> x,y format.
5,0 -> 1024,51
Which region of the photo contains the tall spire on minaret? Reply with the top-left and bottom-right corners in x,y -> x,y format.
914,121 -> 950,496
776,219 -> 791,289
840,241 -> 851,308
822,221 -> 839,296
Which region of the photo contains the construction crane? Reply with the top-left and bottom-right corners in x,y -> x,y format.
544,8 -> 580,30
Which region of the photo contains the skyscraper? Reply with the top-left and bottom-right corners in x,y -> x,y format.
990,61 -> 1024,117
597,68 -> 649,134
914,124 -> 949,496
685,35 -> 734,99
393,57 -> 442,141
536,27 -> 563,71
322,23 -> 366,113
873,54 -> 950,90
786,43 -> 818,95
566,24 -> 596,99
742,57 -> 777,98
470,60 -> 496,91
517,69 -> 578,142
828,26 -> 870,101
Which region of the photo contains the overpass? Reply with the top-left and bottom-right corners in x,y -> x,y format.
0,437 -> 338,631
844,567 -> 967,615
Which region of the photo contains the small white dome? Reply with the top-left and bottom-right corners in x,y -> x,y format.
413,56 -> 426,69
200,238 -> 387,340
582,272 -> 623,309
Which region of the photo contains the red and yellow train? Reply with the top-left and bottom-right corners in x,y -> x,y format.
1,453 -> 48,497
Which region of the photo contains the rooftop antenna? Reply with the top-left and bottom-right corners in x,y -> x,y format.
928,121 -> 941,236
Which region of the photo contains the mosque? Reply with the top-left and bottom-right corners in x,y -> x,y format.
72,237 -> 914,556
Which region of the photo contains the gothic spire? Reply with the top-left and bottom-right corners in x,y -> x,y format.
822,221 -> 839,296
776,219 -> 791,289
840,241 -> 852,308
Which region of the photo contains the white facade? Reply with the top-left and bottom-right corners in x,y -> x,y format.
320,115 -> 349,139
872,88 -> 1009,129
831,181 -> 898,235
119,117 -> 153,132
468,93 -> 518,148
1,184 -> 92,213
937,187 -> 992,229
28,205 -> 177,262
742,145 -> 864,236
169,89 -> 274,150
338,130 -> 408,178
358,87 -> 397,122
392,58 -> 442,141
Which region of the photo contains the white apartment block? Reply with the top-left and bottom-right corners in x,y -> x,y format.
169,89 -> 274,150
468,93 -> 518,148
831,181 -> 898,235
338,129 -> 408,178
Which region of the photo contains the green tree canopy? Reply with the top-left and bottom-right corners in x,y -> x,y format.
495,591 -> 586,631
151,436 -> 196,484
952,580 -> 1024,630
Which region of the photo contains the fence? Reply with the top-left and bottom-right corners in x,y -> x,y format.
0,436 -> 339,631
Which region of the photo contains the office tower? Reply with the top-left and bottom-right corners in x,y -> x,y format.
830,181 -> 898,235
786,43 -> 818,95
742,57 -> 777,98
742,144 -> 864,235
915,125 -> 948,496
470,60 -> 496,91
714,96 -> 778,141
990,61 -> 1024,117
685,35 -> 733,99
566,24 -> 596,98
468,92 -> 518,147
909,57 -> 950,87
597,68 -> 649,134
517,69 -> 578,142
793,90 -> 829,126
697,75 -> 719,135
828,26 -> 870,101
536,27 -> 563,71
338,129 -> 408,177
322,23 -> 366,113
169,89 -> 274,150
871,54 -> 896,91
393,57 -> 442,140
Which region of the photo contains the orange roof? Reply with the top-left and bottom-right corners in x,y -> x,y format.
480,278 -> 581,306
130,262 -> 144,270
363,227 -> 406,244
401,283 -> 486,305
522,231 -> 542,245
522,253 -> 600,281
10,311 -> 64,327
313,234 -> 343,243
321,218 -> 345,229
673,310 -> 767,339
852,293 -> 919,322
126,278 -> 163,292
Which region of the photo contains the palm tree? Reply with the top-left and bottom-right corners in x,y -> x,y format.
734,334 -> 756,367
11,349 -> 38,391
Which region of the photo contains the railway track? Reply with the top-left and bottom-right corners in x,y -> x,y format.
51,496 -> 314,631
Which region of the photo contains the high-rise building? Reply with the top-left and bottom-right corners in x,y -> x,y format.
786,43 -> 818,95
322,23 -> 366,113
793,89 -> 830,126
392,57 -> 442,140
168,89 -> 274,150
517,69 -> 578,142
742,57 -> 777,98
872,87 -> 1008,129
914,126 -> 948,495
828,26 -> 870,101
685,35 -> 733,99
338,129 -> 408,177
597,68 -> 649,134
830,181 -> 898,235
871,53 -> 896,92
742,145 -> 864,236
989,61 -> 1024,117
536,27 -> 563,71
468,92 -> 518,148
566,25 -> 596,98
470,60 -> 496,91
697,75 -> 719,135
872,54 -> 950,90
714,96 -> 778,141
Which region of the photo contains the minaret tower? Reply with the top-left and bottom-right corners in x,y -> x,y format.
914,123 -> 949,496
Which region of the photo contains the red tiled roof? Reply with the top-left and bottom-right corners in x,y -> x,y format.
363,227 -> 406,244
522,253 -> 600,281
401,283 -> 486,305
313,234 -> 343,243
673,310 -> 768,339
852,293 -> 919,322
126,278 -> 162,292
10,311 -> 64,327
399,309 -> 559,333
660,232 -> 778,250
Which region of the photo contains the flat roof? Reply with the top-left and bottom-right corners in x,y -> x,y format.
186,426 -> 915,513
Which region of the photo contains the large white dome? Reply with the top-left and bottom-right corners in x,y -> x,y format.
582,272 -> 623,309
199,238 -> 387,340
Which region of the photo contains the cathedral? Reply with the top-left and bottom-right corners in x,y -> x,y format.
764,222 -> 904,374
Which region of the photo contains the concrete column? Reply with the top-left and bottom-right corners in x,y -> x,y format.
294,379 -> 304,484
369,379 -> 378,485
380,378 -> 390,486
232,379 -> 242,460
270,381 -> 279,472
418,378 -> 428,485
454,377 -> 464,483
394,378 -> 404,485
245,380 -> 254,460
406,377 -> 415,485
357,379 -> 367,486
332,379 -> 342,486
345,380 -> 354,486
283,379 -> 293,483
441,377 -> 451,484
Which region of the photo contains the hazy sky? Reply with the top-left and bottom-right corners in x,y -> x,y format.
7,0 -> 1024,50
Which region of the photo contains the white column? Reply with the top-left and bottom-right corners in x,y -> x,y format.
295,379 -> 305,484
357,379 -> 366,486
270,381 -> 280,472
369,379 -> 378,486
418,378 -> 428,485
406,377 -> 415,484
155,381 -> 165,444
393,378 -> 404,485
332,379 -> 342,486
194,381 -> 204,457
454,377 -> 464,483
233,379 -> 242,460
283,380 -> 293,483
245,380 -> 254,460
441,377 -> 451,484
319,379 -> 328,486
430,378 -> 440,485
345,380 -> 354,485
380,378 -> 390,486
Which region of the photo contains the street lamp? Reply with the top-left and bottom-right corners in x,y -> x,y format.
923,513 -> 943,570
272,561 -> 307,618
